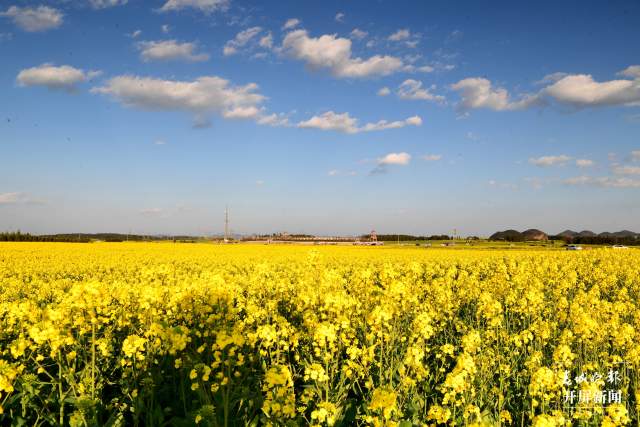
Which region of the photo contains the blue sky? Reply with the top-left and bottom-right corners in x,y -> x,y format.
1,0 -> 639,236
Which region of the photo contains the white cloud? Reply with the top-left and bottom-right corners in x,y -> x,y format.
92,75 -> 266,127
259,32 -> 273,49
162,24 -> 171,33
17,63 -> 97,91
422,154 -> 442,161
159,0 -> 229,13
416,65 -> 434,73
397,79 -> 445,103
297,111 -> 357,133
137,40 -> 209,62
350,28 -> 367,40
281,29 -> 403,78
1,6 -> 63,32
222,106 -> 261,119
371,152 -> 411,174
282,18 -> 300,30
360,115 -> 422,132
223,26 -> 262,55
543,73 -> 640,108
89,0 -> 128,9
452,67 -> 640,113
536,72 -> 568,85
256,180 -> 264,186
388,29 -> 410,41
528,155 -> 572,167
257,112 -> 290,127
297,111 -> 421,134
379,152 -> 411,165
451,78 -> 541,111
632,150 -> 640,162
154,139 -> 167,145
613,165 -> 640,175
377,87 -> 390,96
575,159 -> 594,168
335,12 -> 345,22
129,29 -> 142,38
564,176 -> 640,188
618,65 -> 640,79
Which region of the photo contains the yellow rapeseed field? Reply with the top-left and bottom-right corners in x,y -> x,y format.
0,242 -> 639,426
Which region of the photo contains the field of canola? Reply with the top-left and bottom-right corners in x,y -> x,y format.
1,242 -> 639,426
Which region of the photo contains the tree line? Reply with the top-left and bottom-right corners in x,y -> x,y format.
0,232 -> 90,243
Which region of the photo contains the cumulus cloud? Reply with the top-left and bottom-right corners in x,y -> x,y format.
564,176 -> 640,188
397,79 -> 445,103
92,74 -> 267,127
379,152 -> 411,165
222,106 -> 261,119
297,111 -> 421,134
159,0 -> 229,13
542,73 -> 640,108
281,29 -> 403,78
350,28 -> 367,40
17,63 -> 99,91
618,65 -> 640,79
454,66 -> 640,112
451,78 -> 541,111
388,29 -> 410,41
335,12 -> 345,22
256,112 -> 290,127
377,87 -> 390,96
282,18 -> 300,30
422,154 -> 442,161
223,26 -> 262,55
528,155 -> 572,167
370,152 -> 411,174
161,24 -> 171,33
259,32 -> 273,49
89,0 -> 128,9
535,72 -> 568,85
1,6 -> 63,32
575,159 -> 594,168
137,40 -> 209,62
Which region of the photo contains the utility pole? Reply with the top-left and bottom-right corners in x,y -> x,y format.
224,206 -> 229,243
